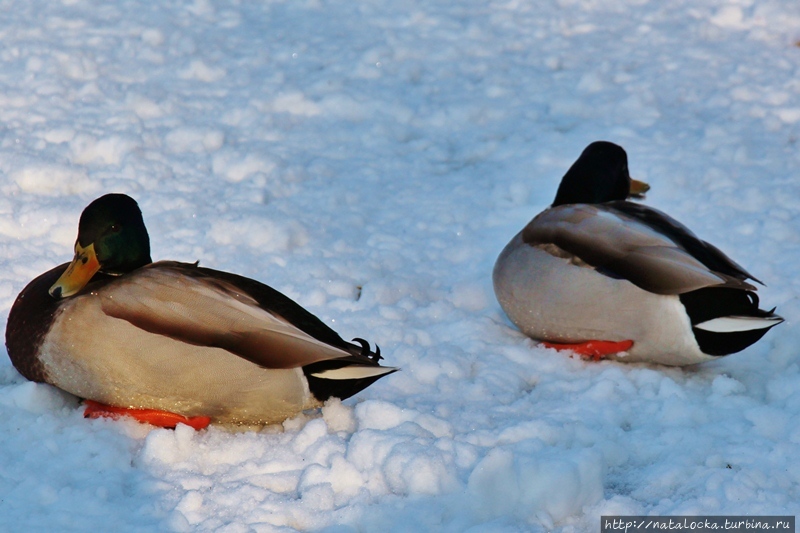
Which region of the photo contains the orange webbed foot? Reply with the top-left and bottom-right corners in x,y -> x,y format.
541,339 -> 634,361
83,400 -> 211,430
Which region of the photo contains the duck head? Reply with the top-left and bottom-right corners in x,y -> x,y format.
552,141 -> 650,206
49,194 -> 152,299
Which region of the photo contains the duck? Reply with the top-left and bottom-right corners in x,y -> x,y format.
492,141 -> 783,366
5,193 -> 396,428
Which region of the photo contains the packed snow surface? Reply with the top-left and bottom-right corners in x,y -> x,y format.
0,0 -> 799,531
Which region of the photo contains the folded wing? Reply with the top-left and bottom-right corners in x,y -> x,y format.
522,204 -> 757,295
98,262 -> 362,369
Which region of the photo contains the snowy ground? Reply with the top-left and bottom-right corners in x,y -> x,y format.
0,0 -> 798,531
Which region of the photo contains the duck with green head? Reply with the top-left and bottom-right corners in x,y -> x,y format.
6,194 -> 396,428
492,141 -> 783,365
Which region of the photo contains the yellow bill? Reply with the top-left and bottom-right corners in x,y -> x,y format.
49,242 -> 101,298
628,178 -> 651,199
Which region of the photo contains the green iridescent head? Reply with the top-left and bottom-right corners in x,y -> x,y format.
49,193 -> 152,298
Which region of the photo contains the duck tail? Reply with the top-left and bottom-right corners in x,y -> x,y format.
680,288 -> 784,356
303,337 -> 397,401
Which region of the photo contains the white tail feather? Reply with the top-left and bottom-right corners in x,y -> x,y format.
695,315 -> 784,333
311,366 -> 398,380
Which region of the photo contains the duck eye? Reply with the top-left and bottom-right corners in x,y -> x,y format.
109,224 -> 121,233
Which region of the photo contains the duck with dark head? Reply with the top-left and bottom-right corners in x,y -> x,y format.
493,141 -> 783,365
6,193 -> 396,429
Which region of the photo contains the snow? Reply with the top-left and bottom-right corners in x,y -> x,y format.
0,0 -> 798,531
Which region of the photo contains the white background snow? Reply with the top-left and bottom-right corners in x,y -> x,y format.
0,0 -> 798,531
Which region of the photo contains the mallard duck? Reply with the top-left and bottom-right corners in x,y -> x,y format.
492,141 -> 783,366
6,194 -> 396,428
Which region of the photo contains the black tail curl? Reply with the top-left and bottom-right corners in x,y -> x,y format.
351,337 -> 382,362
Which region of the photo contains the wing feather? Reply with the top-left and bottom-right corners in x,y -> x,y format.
97,263 -> 354,369
522,204 -> 756,295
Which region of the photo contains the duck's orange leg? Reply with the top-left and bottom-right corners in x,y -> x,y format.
84,400 -> 211,430
541,340 -> 633,361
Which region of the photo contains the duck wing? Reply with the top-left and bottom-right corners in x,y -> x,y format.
522,204 -> 757,295
96,261 -> 376,369
608,200 -> 761,284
